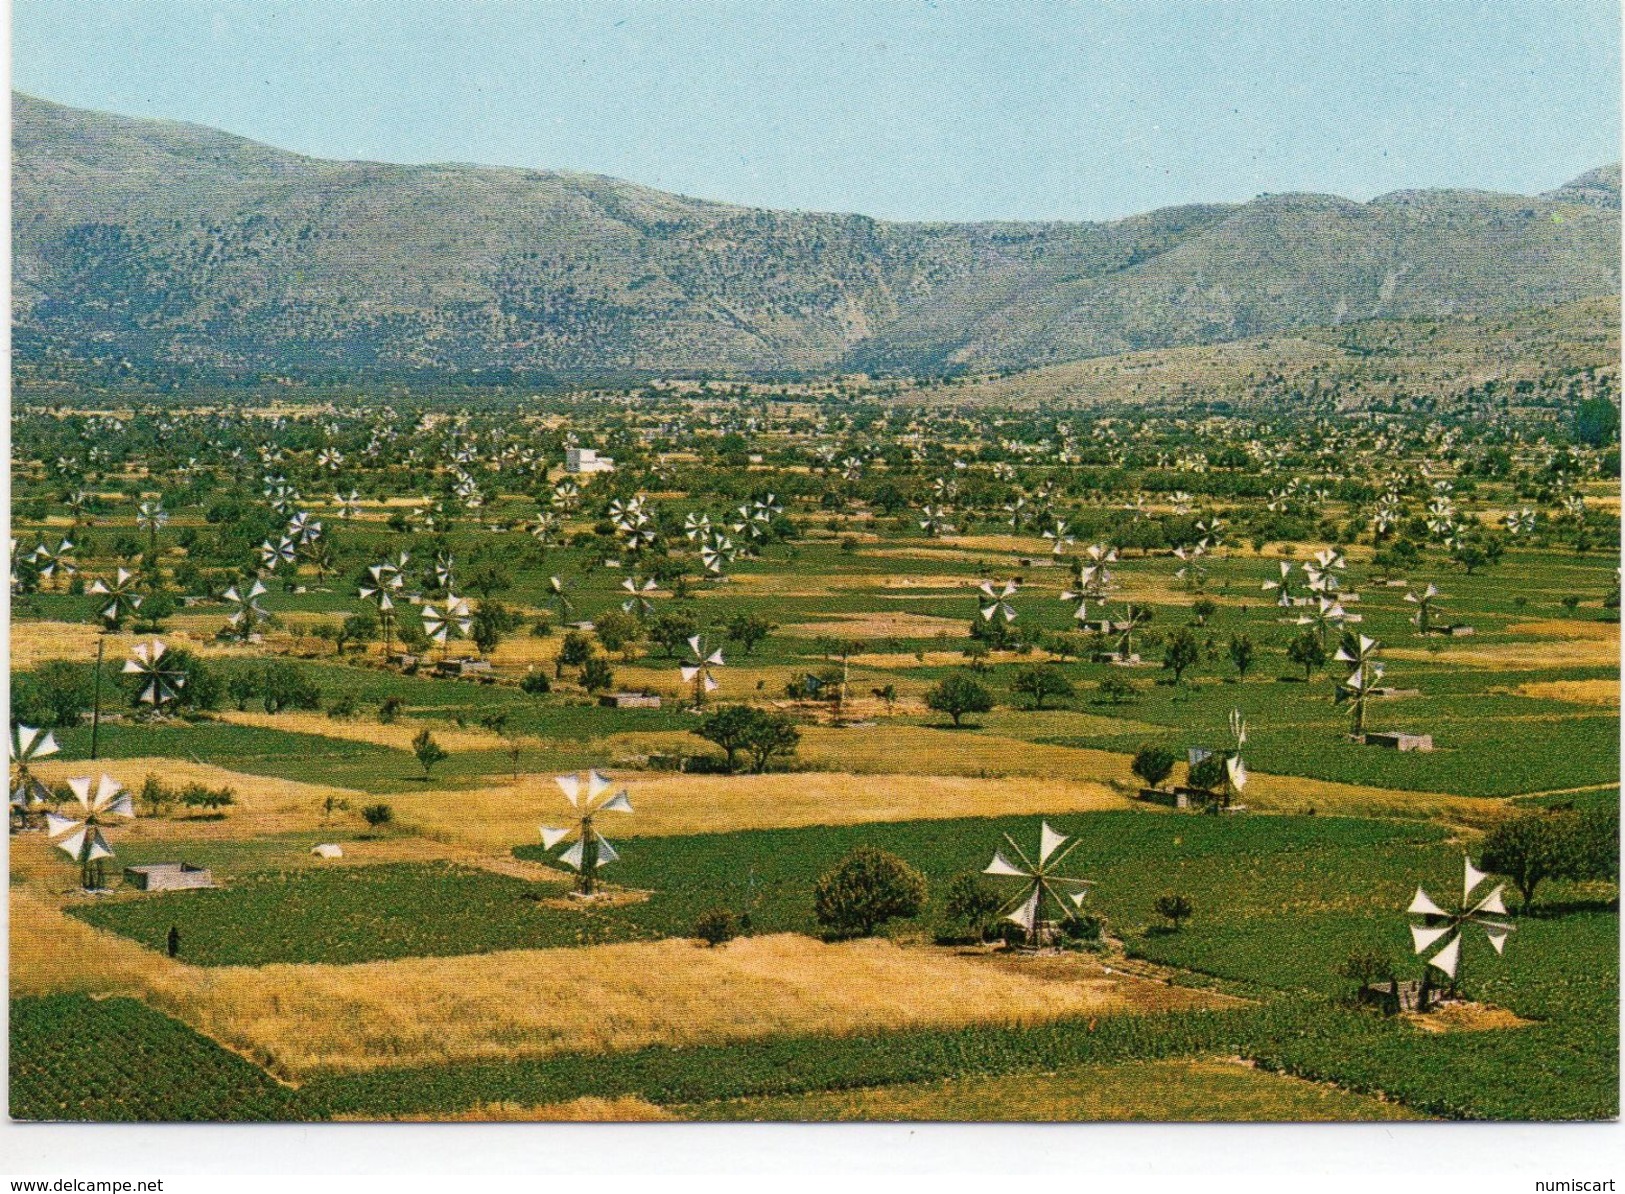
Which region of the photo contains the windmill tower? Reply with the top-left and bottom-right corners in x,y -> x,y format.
87,568 -> 143,628
680,634 -> 725,707
1223,709 -> 1249,807
984,821 -> 1095,949
10,725 -> 58,832
422,597 -> 473,660
1408,856 -> 1515,999
1334,633 -> 1384,738
124,641 -> 187,713
1405,584 -> 1442,637
539,770 -> 634,897
222,580 -> 269,640
977,579 -> 1019,625
47,774 -> 134,890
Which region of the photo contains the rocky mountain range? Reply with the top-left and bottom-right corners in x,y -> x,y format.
13,92 -> 1621,381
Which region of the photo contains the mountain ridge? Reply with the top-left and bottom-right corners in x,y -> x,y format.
13,92 -> 1620,380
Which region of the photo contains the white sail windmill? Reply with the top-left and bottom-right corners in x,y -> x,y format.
1224,709 -> 1249,801
47,774 -> 135,890
1405,583 -> 1442,636
87,568 -> 143,627
33,538 -> 76,591
621,574 -> 660,618
10,725 -> 59,830
1041,519 -> 1075,557
680,634 -> 725,706
1079,544 -> 1117,601
222,579 -> 269,638
539,770 -> 634,896
1334,632 -> 1384,737
422,596 -> 473,656
259,536 -> 298,573
984,821 -> 1095,949
124,640 -> 186,710
978,579 -> 1019,624
1262,561 -> 1299,608
1408,856 -> 1515,989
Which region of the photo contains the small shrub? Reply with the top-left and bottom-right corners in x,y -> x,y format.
360,803 -> 394,830
520,670 -> 552,696
692,908 -> 739,947
327,693 -> 359,720
1153,893 -> 1193,931
942,873 -> 1002,940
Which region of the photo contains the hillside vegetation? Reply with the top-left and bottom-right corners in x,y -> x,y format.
13,92 -> 1619,380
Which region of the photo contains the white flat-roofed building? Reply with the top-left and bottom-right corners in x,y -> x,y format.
565,447 -> 615,474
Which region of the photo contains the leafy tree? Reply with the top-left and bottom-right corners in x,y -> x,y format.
412,729 -> 448,781
725,612 -> 777,655
1097,674 -> 1137,705
337,611 -> 378,656
1286,629 -> 1328,680
1153,893 -> 1193,930
1449,530 -> 1506,575
1161,628 -> 1200,684
925,673 -> 994,727
1186,753 -> 1231,806
1480,812 -> 1567,910
695,704 -> 796,772
1011,664 -> 1075,710
744,709 -> 801,773
1190,597 -> 1218,626
814,847 -> 928,938
942,873 -> 1002,939
648,610 -> 701,658
580,655 -> 615,694
17,661 -> 93,728
520,670 -> 552,696
226,670 -> 258,712
259,661 -> 321,714
695,704 -> 758,771
593,609 -> 641,656
556,630 -> 594,678
472,599 -> 522,657
1227,634 -> 1256,679
1131,745 -> 1176,791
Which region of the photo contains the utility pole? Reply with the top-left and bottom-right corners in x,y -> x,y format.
89,638 -> 105,760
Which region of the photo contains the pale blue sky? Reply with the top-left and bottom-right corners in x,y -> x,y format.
11,0 -> 1621,222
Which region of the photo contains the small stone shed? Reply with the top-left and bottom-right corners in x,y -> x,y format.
1363,731 -> 1434,752
123,862 -> 215,892
599,691 -> 662,709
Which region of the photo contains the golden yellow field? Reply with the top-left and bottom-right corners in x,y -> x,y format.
138,934 -> 1224,1078
392,768 -> 1131,848
1504,679 -> 1620,707
1391,619 -> 1620,670
28,756 -> 353,843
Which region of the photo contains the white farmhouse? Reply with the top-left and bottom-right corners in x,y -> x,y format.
565,447 -> 616,474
